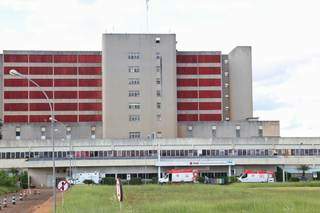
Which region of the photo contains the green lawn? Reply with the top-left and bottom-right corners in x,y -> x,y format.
57,182 -> 320,213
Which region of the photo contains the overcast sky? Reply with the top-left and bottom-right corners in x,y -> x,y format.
1,0 -> 320,136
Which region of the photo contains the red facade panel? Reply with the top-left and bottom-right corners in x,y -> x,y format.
4,54 -> 28,63
176,55 -> 197,63
177,67 -> 197,75
4,115 -> 28,123
29,55 -> 53,63
177,91 -> 198,98
177,102 -> 198,110
54,79 -> 77,87
53,55 -> 77,63
199,90 -> 221,98
79,115 -> 102,122
4,67 -> 28,75
4,103 -> 28,111
199,102 -> 221,110
4,91 -> 28,99
29,115 -> 50,122
30,103 -> 51,111
79,91 -> 102,99
54,91 -> 77,99
199,79 -> 221,87
177,114 -> 198,121
79,79 -> 102,87
55,115 -> 78,122
79,67 -> 101,75
29,91 -> 53,99
78,55 -> 102,63
54,103 -> 78,111
198,55 -> 221,63
29,67 -> 53,75
54,67 -> 77,75
4,79 -> 28,87
199,114 -> 222,121
79,103 -> 102,111
198,67 -> 221,75
30,79 -> 53,87
177,79 -> 198,87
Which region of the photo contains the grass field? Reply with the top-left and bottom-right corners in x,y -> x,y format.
0,186 -> 18,196
57,182 -> 320,213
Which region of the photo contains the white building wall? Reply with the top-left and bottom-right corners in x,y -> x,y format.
102,34 -> 177,139
228,46 -> 253,121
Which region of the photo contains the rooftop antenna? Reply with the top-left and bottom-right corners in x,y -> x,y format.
146,0 -> 150,33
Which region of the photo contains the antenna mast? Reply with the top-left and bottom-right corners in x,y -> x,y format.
146,0 -> 150,32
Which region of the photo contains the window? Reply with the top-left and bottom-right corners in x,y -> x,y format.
128,52 -> 140,60
225,83 -> 229,88
66,126 -> 71,140
225,94 -> 229,98
91,126 -> 96,139
129,103 -> 140,110
155,37 -> 160,43
129,115 -> 140,122
187,126 -> 193,138
129,90 -> 140,97
157,131 -> 162,138
258,125 -> 263,137
129,132 -> 141,139
128,78 -> 140,85
157,102 -> 161,109
224,72 -> 229,77
128,66 -> 140,73
156,52 -> 161,59
236,125 -> 240,138
156,66 -> 161,73
16,127 -> 21,140
156,78 -> 161,85
156,114 -> 161,121
156,90 -> 161,97
41,127 -> 46,140
212,125 -> 216,137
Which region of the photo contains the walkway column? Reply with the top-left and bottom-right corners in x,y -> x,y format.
282,165 -> 286,182
228,165 -> 232,177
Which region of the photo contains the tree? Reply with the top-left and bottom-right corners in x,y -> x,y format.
298,165 -> 310,180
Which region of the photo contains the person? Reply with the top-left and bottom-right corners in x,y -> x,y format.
12,195 -> 16,205
3,197 -> 7,207
204,176 -> 209,184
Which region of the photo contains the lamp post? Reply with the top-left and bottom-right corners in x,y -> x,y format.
9,69 -> 57,213
50,117 -> 73,183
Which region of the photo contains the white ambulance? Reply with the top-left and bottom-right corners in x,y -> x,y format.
159,169 -> 199,183
238,170 -> 274,183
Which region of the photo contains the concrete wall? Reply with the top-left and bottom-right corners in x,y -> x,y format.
1,122 -> 102,140
102,34 -> 177,139
178,120 -> 280,138
228,47 -> 253,121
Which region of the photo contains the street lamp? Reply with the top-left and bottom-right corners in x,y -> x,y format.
9,69 -> 57,213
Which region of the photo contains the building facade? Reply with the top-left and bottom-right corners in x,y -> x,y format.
0,34 -> 257,140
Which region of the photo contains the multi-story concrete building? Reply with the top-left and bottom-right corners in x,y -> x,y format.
0,34 -> 263,140
0,33 -> 317,187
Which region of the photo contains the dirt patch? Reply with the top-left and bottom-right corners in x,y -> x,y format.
0,188 -> 52,213
32,191 -> 62,213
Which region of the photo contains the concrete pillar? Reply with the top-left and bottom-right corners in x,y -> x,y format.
228,165 -> 232,177
282,166 -> 286,182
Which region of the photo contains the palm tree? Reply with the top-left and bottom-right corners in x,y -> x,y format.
298,165 -> 310,180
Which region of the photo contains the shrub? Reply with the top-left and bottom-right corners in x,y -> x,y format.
198,176 -> 205,183
151,177 -> 158,184
83,179 -> 95,185
289,177 -> 300,182
130,178 -> 142,185
19,171 -> 28,189
100,177 -> 116,185
0,170 -> 16,187
228,176 -> 238,183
